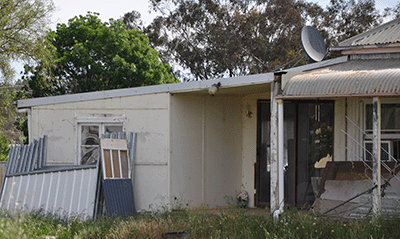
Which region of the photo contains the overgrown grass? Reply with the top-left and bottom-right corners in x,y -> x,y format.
0,207 -> 400,238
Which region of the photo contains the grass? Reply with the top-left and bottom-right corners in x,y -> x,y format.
0,207 -> 399,238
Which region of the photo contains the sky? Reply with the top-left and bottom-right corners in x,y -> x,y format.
7,0 -> 400,82
50,0 -> 400,29
50,0 -> 160,29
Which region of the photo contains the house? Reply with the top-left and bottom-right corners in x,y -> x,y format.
14,18 -> 400,214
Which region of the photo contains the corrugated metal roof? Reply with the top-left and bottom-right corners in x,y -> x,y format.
339,18 -> 400,47
282,59 -> 400,98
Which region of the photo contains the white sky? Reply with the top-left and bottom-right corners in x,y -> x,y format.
50,0 -> 160,29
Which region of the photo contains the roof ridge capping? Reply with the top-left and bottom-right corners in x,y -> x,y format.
337,18 -> 400,48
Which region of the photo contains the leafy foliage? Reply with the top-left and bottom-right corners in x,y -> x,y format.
143,0 -> 308,80
384,2 -> 400,19
0,133 -> 10,161
0,0 -> 54,83
23,12 -> 176,97
0,85 -> 20,144
323,0 -> 382,43
122,0 -> 387,81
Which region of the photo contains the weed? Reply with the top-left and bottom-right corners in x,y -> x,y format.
0,207 -> 400,238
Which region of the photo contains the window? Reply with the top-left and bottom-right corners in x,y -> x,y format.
365,103 -> 400,162
79,124 -> 123,165
366,104 -> 400,132
364,141 -> 392,161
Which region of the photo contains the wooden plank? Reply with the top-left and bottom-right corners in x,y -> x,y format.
100,139 -> 129,179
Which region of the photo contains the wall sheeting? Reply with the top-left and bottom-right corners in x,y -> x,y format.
334,98 -> 346,161
345,98 -> 363,161
30,93 -> 170,210
170,94 -> 243,208
170,95 -> 203,207
203,96 -> 243,206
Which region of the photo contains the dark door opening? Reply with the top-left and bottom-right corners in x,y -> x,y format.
296,102 -> 334,207
255,101 -> 271,207
255,100 -> 334,208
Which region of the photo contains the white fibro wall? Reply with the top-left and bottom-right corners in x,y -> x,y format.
170,94 -> 243,208
30,93 -> 171,211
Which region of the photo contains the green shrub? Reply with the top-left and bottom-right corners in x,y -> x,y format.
0,133 -> 10,161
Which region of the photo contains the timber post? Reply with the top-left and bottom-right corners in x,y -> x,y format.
372,97 -> 381,216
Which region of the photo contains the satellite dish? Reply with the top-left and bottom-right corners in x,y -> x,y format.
301,26 -> 326,62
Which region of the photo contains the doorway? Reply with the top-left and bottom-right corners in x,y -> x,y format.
255,100 -> 334,207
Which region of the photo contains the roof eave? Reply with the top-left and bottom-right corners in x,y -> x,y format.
16,56 -> 347,109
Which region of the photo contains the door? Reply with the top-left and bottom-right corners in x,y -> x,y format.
256,100 -> 333,207
296,102 -> 334,206
256,101 -> 271,207
256,101 -> 295,206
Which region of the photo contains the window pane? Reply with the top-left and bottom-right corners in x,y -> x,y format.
104,125 -> 123,134
81,125 -> 100,145
366,104 -> 400,130
81,146 -> 99,165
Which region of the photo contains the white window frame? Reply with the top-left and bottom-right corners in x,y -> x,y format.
76,115 -> 125,165
364,140 -> 392,161
363,100 -> 400,162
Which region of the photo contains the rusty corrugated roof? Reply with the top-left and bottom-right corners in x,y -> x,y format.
339,18 -> 400,47
282,59 -> 400,98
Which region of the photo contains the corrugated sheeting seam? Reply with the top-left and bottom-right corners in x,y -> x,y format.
0,166 -> 99,219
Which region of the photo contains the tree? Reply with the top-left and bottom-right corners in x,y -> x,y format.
24,12 -> 176,97
123,0 -> 383,81
0,0 -> 54,83
0,133 -> 9,161
383,2 -> 400,19
140,0 -> 308,81
0,84 -> 21,160
323,0 -> 382,43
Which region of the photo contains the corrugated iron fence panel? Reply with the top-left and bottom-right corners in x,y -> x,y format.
102,179 -> 136,218
4,136 -> 48,176
0,166 -> 98,219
